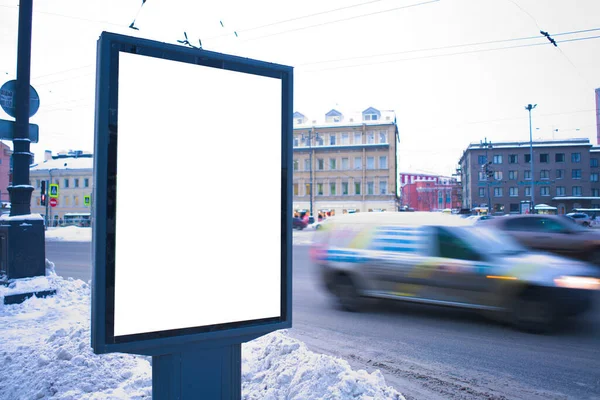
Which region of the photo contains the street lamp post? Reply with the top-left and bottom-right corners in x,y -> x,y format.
301,129 -> 318,218
480,138 -> 493,214
526,104 -> 537,211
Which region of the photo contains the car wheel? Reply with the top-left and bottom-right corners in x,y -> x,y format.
335,275 -> 362,312
316,225 -> 322,230
512,289 -> 558,334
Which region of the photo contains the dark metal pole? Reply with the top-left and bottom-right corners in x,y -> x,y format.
526,104 -> 537,211
9,0 -> 34,216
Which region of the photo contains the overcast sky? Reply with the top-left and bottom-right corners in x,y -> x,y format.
0,0 -> 599,176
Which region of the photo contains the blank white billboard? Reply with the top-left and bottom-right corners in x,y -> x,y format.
114,52 -> 282,337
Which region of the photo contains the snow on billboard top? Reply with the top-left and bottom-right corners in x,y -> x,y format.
91,32 -> 293,355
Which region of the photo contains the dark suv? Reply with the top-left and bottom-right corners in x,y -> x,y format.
484,214 -> 600,265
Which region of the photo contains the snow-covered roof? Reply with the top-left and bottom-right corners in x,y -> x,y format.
293,108 -> 396,128
467,138 -> 591,150
30,156 -> 93,171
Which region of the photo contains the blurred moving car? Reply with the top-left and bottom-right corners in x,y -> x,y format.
466,215 -> 495,224
565,212 -> 592,227
484,214 -> 600,265
293,217 -> 308,230
310,212 -> 599,333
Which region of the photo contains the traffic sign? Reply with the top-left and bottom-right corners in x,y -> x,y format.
0,80 -> 40,118
84,195 -> 91,207
49,183 -> 59,198
0,119 -> 39,142
49,198 -> 57,207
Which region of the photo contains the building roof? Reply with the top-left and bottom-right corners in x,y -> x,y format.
293,108 -> 396,129
466,138 -> 591,150
30,156 -> 93,171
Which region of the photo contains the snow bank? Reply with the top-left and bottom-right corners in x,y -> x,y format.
0,276 -> 404,399
44,226 -> 92,242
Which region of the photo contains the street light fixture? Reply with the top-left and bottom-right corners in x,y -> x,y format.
525,104 -> 537,211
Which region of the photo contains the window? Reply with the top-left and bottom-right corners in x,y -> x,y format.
494,187 -> 503,197
572,169 -> 582,179
341,158 -> 349,170
74,178 -> 79,188
354,181 -> 361,195
354,132 -> 362,144
509,187 -> 518,197
571,152 -> 581,163
354,157 -> 362,169
367,181 -> 374,195
293,160 -> 299,171
540,170 -> 549,179
317,159 -> 324,170
379,180 -> 388,195
293,184 -> 299,196
317,183 -> 324,196
341,133 -> 349,145
478,155 -> 487,165
540,186 -> 550,196
493,155 -> 502,164
479,171 -> 486,181
508,170 -> 517,180
592,158 -> 599,168
364,114 -> 378,121
304,159 -> 311,171
593,188 -> 600,197
329,158 -> 336,170
64,178 -> 69,188
329,134 -> 336,146
342,182 -> 349,195
508,154 -> 518,164
293,136 -> 299,147
525,187 -> 531,196
435,227 -> 480,261
540,153 -> 549,163
315,135 -> 324,146
64,196 -> 70,206
591,173 -> 599,182
524,154 -> 531,163
556,186 -> 565,196
366,132 -> 375,144
305,183 -> 311,196
524,170 -> 531,180
378,131 -> 387,144
555,153 -> 565,162
509,203 -> 519,213
330,182 -> 336,195
35,179 -> 41,188
556,169 -> 564,179
379,156 -> 388,169
494,171 -> 503,180
479,188 -> 485,197
572,186 -> 582,196
366,157 -> 375,169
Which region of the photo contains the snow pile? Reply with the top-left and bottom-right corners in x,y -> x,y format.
45,226 -> 92,242
0,276 -> 403,400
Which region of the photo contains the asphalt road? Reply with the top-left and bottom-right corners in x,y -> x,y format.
45,233 -> 600,399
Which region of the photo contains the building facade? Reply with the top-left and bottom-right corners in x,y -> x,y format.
292,107 -> 399,217
459,138 -> 600,215
29,150 -> 93,226
399,172 -> 461,211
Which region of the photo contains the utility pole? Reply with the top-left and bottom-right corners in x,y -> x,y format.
526,104 -> 537,211
302,129 -> 318,218
480,138 -> 493,214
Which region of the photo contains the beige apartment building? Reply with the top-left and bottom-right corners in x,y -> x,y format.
29,150 -> 93,226
293,107 -> 399,217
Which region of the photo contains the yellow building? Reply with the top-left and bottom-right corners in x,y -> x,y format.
293,107 -> 400,217
29,150 -> 93,226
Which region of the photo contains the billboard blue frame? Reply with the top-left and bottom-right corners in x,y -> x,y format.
91,31 -> 293,357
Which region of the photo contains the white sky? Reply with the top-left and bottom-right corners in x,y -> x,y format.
0,0 -> 599,176
0,265 -> 404,399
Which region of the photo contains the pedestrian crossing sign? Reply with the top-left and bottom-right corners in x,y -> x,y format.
49,183 -> 59,198
84,195 -> 91,207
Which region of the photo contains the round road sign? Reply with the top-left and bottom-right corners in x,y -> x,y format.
0,80 -> 40,118
49,198 -> 58,207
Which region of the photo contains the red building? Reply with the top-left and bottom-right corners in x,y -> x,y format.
399,172 -> 461,211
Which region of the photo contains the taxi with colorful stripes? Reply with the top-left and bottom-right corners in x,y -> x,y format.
310,211 -> 600,333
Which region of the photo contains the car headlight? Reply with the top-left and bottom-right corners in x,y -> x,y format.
554,276 -> 600,290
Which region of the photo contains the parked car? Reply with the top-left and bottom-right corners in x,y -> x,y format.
483,214 -> 600,265
293,217 -> 308,230
311,212 -> 599,333
565,212 -> 592,227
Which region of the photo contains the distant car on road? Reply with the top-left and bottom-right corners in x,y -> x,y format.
293,217 -> 308,230
311,212 -> 599,333
565,212 -> 592,227
484,214 -> 600,265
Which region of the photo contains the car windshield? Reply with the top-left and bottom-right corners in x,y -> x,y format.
454,226 -> 527,256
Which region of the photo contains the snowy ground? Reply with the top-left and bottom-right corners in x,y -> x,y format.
0,256 -> 404,399
44,226 -> 92,242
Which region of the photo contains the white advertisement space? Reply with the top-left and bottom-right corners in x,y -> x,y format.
114,52 -> 282,337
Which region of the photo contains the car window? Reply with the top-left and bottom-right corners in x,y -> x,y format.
538,218 -> 569,233
435,227 -> 481,261
504,217 -> 541,232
